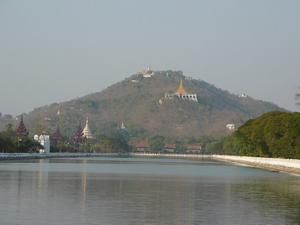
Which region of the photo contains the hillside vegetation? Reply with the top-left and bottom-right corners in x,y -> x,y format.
222,112 -> 300,158
4,70 -> 285,139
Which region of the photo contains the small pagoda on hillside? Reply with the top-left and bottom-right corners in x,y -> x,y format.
164,79 -> 198,102
16,115 -> 29,137
82,118 -> 94,139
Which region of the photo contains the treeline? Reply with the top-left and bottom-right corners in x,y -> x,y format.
51,132 -> 131,153
209,112 -> 300,158
0,125 -> 42,153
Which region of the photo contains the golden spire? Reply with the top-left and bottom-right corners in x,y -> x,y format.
176,79 -> 187,95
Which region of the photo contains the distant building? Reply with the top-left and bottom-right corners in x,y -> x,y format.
164,144 -> 176,153
134,141 -> 150,152
142,66 -> 154,78
16,115 -> 29,137
165,79 -> 198,102
34,134 -> 50,153
239,93 -> 248,98
185,144 -> 202,154
226,124 -> 236,131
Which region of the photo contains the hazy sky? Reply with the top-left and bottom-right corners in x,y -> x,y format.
0,0 -> 299,115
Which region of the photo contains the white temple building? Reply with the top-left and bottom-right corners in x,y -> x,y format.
165,79 -> 198,102
142,66 -> 154,78
82,118 -> 94,139
34,134 -> 50,153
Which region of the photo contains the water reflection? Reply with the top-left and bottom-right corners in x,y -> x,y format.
0,158 -> 299,225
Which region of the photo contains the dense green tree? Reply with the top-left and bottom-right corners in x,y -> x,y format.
223,112 -> 300,159
148,135 -> 165,152
175,140 -> 186,153
0,132 -> 42,153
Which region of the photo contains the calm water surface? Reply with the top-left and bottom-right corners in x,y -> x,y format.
0,157 -> 300,225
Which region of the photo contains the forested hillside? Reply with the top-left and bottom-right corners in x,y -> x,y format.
0,70 -> 285,139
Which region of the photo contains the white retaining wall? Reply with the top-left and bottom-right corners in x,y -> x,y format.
212,155 -> 300,169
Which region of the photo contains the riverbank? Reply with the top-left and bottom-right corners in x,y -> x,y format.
132,153 -> 300,175
212,155 -> 300,176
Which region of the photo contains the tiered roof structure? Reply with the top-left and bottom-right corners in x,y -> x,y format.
16,115 -> 29,137
70,122 -> 84,144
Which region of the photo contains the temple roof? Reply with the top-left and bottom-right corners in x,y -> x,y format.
16,115 -> 29,137
176,79 -> 187,95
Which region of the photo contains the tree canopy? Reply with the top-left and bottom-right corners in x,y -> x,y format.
0,128 -> 42,153
222,112 -> 300,158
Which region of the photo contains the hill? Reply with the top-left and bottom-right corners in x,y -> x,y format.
4,70 -> 285,138
222,112 -> 300,158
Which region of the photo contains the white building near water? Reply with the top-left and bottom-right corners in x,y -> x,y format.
34,134 -> 50,153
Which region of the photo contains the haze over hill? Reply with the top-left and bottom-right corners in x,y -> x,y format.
3,70 -> 284,138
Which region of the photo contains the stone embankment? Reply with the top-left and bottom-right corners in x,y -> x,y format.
212,155 -> 300,175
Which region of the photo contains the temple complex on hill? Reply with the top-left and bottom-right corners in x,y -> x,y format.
16,115 -> 29,137
142,66 -> 154,78
164,79 -> 198,102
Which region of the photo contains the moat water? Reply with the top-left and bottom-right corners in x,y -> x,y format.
0,157 -> 300,225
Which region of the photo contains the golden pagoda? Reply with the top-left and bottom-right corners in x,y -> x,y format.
176,79 -> 187,96
164,78 -> 198,102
